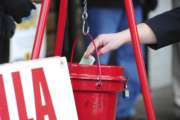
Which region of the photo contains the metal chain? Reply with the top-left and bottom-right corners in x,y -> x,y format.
82,0 -> 90,35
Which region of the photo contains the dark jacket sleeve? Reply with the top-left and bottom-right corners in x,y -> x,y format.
145,7 -> 180,49
0,0 -> 34,63
0,10 -> 15,63
1,0 -> 35,23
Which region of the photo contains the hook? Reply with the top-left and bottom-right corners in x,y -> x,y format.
82,21 -> 90,36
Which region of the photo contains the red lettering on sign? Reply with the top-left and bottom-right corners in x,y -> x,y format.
12,72 -> 33,120
32,68 -> 56,120
0,75 -> 10,120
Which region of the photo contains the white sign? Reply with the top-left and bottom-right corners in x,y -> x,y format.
0,57 -> 78,120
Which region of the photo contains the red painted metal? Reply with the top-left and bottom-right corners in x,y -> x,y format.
69,64 -> 126,120
31,0 -> 156,119
31,0 -> 51,59
54,0 -> 68,56
69,32 -> 127,120
124,0 -> 156,120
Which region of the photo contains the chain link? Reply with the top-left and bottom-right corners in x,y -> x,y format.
82,0 -> 90,35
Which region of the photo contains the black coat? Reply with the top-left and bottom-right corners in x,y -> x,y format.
146,7 -> 180,49
0,10 -> 15,64
0,0 -> 35,63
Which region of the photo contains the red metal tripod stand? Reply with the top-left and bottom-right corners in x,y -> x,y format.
32,0 -> 156,120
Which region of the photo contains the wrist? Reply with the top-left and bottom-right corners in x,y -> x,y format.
117,29 -> 131,44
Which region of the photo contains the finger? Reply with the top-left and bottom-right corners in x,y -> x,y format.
84,42 -> 95,58
98,43 -> 113,55
84,37 -> 103,58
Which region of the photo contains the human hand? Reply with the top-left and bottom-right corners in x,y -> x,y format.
84,23 -> 157,58
84,32 -> 129,58
2,0 -> 36,23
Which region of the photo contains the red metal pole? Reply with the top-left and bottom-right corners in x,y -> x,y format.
31,0 -> 51,59
124,0 -> 156,120
54,0 -> 68,56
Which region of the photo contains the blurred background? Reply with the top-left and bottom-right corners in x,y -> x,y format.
4,0 -> 180,119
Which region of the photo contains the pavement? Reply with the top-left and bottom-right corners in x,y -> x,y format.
135,85 -> 179,120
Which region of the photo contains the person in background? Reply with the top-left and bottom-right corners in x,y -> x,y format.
0,0 -> 35,64
81,0 -> 157,119
84,8 -> 180,119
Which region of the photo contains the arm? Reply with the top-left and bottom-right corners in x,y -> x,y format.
145,7 -> 180,49
84,23 -> 157,57
84,7 -> 180,57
